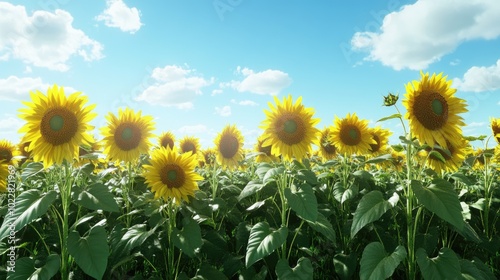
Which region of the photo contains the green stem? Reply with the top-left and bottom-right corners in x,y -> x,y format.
164,200 -> 178,280
405,135 -> 416,280
287,220 -> 305,259
60,162 -> 73,280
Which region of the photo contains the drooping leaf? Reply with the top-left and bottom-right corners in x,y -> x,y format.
0,190 -> 57,241
359,242 -> 406,280
416,248 -> 461,280
275,258 -> 313,280
68,225 -> 109,280
7,254 -> 60,280
172,217 -> 203,258
238,180 -> 264,201
195,263 -> 229,280
306,212 -> 336,243
411,179 -> 464,231
285,184 -> 318,222
351,191 -> 393,238
245,222 -> 288,267
333,253 -> 358,280
377,113 -> 401,123
263,167 -> 285,184
73,183 -> 119,212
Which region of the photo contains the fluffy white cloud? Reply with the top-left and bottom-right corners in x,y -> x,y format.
135,65 -> 214,109
0,115 -> 24,143
350,0 -> 500,70
215,105 -> 231,117
211,89 -> 223,96
178,124 -> 208,134
221,66 -> 292,95
0,76 -> 78,101
453,59 -> 500,92
231,99 -> 258,106
96,0 -> 143,34
0,2 -> 104,71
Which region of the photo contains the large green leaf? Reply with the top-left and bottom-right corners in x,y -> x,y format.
359,242 -> 406,280
195,263 -> 229,280
411,179 -> 464,231
73,183 -> 119,212
275,258 -> 313,280
7,254 -> 60,280
333,253 -> 358,280
284,184 -> 318,222
263,167 -> 285,184
172,217 -> 203,258
351,191 -> 392,238
68,225 -> 109,280
245,222 -> 288,267
306,212 -> 336,243
238,180 -> 264,201
0,190 -> 57,241
416,248 -> 461,280
109,224 -> 156,265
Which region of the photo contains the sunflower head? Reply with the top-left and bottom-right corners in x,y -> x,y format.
214,124 -> 244,169
383,93 -> 399,107
179,136 -> 201,157
18,85 -> 97,168
0,140 -> 20,165
201,147 -> 217,167
0,162 -> 9,192
402,71 -> 467,149
490,118 -> 500,144
330,113 -> 375,156
424,139 -> 468,174
259,95 -> 320,162
158,131 -> 176,149
254,135 -> 279,163
316,127 -> 337,161
368,127 -> 392,156
101,108 -> 155,163
143,146 -> 203,204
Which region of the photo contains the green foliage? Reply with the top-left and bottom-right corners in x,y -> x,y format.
68,225 -> 109,280
245,222 -> 288,267
359,242 -> 407,280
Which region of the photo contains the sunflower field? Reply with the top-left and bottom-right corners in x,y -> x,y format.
0,71 -> 499,280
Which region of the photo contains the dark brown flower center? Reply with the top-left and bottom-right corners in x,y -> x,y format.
114,123 -> 142,151
369,134 -> 381,153
413,92 -> 449,130
181,141 -> 196,154
340,124 -> 361,146
160,137 -> 174,149
219,134 -> 239,159
160,164 -> 185,188
40,108 -> 79,146
275,113 -> 306,145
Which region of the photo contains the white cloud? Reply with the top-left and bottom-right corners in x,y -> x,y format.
24,66 -> 32,73
0,76 -> 78,101
178,124 -> 208,134
350,0 -> 500,70
0,2 -> 104,71
211,89 -> 223,96
0,115 -> 24,143
135,65 -> 214,109
466,122 -> 486,127
221,66 -> 292,95
234,99 -> 258,106
96,0 -> 142,34
453,59 -> 500,92
215,105 -> 231,117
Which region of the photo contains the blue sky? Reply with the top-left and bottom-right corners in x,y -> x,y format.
1,0 -> 500,150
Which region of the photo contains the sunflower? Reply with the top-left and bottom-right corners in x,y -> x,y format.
254,135 -> 279,163
490,118 -> 500,144
403,71 -> 467,149
0,140 -> 20,165
329,113 -> 375,155
200,147 -> 217,167
316,127 -> 337,161
424,139 -> 467,174
101,108 -> 155,163
158,131 -> 176,149
18,85 -> 96,168
214,124 -> 244,169
143,146 -> 203,204
18,140 -> 32,164
368,126 -> 392,156
0,162 -> 9,192
260,95 -> 320,161
470,147 -> 492,171
179,136 -> 201,157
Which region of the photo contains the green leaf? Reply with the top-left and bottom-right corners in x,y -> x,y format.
73,183 -> 119,212
333,253 -> 358,280
109,224 -> 156,265
351,191 -> 393,238
275,258 -> 313,280
238,180 -> 264,201
245,222 -> 288,267
296,170 -> 318,185
68,225 -> 109,280
172,217 -> 203,258
284,184 -> 318,222
359,242 -> 406,280
7,254 -> 60,280
0,190 -> 57,241
195,263 -> 229,280
365,154 -> 392,164
377,113 -> 401,123
306,212 -> 336,243
416,248 -> 461,280
460,259 -> 489,280
411,179 -> 464,231
263,167 -> 285,184
471,257 -> 497,280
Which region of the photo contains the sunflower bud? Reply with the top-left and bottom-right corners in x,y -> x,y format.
383,93 -> 399,106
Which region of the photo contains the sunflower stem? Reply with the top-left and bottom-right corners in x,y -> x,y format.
124,161 -> 134,228
405,134 -> 416,280
60,161 -> 73,280
164,199 -> 178,280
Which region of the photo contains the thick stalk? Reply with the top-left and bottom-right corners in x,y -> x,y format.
405,137 -> 416,280
60,163 -> 73,280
